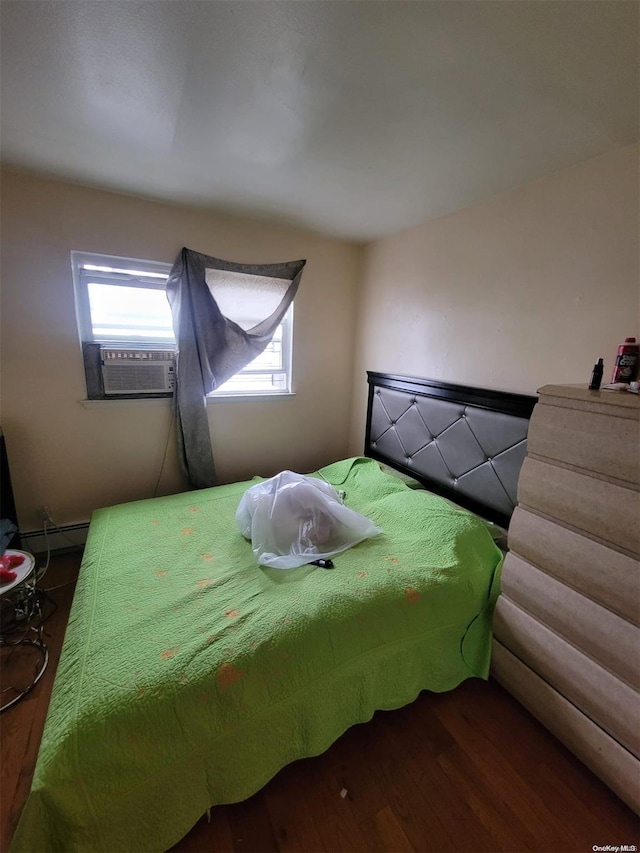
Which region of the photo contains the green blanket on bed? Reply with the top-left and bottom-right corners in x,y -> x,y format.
12,458 -> 502,853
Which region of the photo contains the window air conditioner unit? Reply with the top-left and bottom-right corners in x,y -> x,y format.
100,348 -> 176,395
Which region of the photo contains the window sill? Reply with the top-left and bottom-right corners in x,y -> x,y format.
79,392 -> 296,409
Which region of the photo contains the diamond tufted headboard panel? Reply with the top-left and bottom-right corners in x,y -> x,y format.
365,372 -> 538,529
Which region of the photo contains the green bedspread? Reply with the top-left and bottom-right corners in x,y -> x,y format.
12,458 -> 502,853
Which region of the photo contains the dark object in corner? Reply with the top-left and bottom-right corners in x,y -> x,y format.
310,559 -> 334,569
589,358 -> 604,390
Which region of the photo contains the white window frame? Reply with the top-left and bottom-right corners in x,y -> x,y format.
71,251 -> 294,398
72,251 -> 173,348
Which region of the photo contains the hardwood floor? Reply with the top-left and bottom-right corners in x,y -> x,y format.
1,553 -> 637,852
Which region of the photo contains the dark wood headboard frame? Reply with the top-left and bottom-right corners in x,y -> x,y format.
365,371 -> 538,529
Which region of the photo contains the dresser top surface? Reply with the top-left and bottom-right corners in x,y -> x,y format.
537,384 -> 639,415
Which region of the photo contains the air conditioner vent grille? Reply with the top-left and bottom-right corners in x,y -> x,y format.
100,348 -> 175,394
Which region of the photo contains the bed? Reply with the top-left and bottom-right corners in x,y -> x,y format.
11,373 -> 536,853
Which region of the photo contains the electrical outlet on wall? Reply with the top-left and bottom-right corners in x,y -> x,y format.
36,505 -> 54,523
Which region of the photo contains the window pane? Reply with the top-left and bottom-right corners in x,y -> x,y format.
205,269 -> 291,331
243,339 -> 282,370
213,372 -> 287,393
87,282 -> 175,341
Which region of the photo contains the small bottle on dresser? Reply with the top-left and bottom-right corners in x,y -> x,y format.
588,358 -> 604,390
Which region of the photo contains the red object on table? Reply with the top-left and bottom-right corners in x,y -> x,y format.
0,553 -> 24,570
0,567 -> 18,582
0,553 -> 24,582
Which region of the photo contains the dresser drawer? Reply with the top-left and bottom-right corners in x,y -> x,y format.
517,457 -> 640,555
527,402 -> 639,485
508,507 -> 640,625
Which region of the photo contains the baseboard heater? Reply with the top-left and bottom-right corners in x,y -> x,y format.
20,522 -> 89,555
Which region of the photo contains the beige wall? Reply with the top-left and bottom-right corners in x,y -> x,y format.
349,145 -> 639,453
3,146 -> 637,533
0,170 -> 361,532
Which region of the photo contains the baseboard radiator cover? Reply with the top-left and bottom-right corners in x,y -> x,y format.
20,522 -> 89,555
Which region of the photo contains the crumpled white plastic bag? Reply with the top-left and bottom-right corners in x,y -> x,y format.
236,470 -> 382,569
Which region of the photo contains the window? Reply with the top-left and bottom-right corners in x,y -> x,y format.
72,252 -> 293,398
73,253 -> 173,346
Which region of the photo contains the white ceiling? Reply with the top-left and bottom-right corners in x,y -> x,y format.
1,1 -> 637,242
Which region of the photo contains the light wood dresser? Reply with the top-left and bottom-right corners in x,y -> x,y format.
492,384 -> 640,813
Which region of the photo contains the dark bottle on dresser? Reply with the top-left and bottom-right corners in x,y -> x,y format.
588,358 -> 604,390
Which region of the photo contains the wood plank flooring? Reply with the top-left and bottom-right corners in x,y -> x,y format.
1,553 -> 637,852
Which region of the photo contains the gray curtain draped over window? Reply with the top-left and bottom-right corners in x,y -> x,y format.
166,247 -> 306,490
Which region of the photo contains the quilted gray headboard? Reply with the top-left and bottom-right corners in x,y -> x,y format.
365,372 -> 538,528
